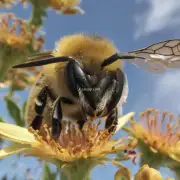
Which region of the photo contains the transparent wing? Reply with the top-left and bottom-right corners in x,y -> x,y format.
127,39 -> 180,73
28,50 -> 53,61
12,50 -> 58,68
129,39 -> 180,56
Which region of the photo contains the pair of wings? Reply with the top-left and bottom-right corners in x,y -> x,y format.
25,39 -> 180,73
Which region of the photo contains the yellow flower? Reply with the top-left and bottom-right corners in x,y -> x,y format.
0,67 -> 41,91
0,112 -> 135,166
127,108 -> 180,162
0,0 -> 25,8
134,165 -> 163,180
114,164 -> 174,180
49,0 -> 84,14
0,13 -> 44,80
0,13 -> 44,51
0,0 -> 16,8
134,165 -> 174,180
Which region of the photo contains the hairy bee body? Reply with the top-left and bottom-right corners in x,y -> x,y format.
26,34 -> 124,126
23,33 -> 126,138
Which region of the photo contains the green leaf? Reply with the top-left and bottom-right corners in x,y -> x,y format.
0,139 -> 3,146
171,165 -> 180,180
10,84 -> 26,93
51,172 -> 59,180
0,117 -> 4,144
29,0 -> 49,26
43,163 -> 52,180
4,96 -> 24,127
43,164 -> 58,180
0,117 -> 4,123
60,171 -> 69,180
22,100 -> 27,120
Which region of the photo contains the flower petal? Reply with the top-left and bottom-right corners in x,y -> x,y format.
0,143 -> 30,159
134,165 -> 163,180
0,122 -> 36,144
115,112 -> 135,133
114,166 -> 132,180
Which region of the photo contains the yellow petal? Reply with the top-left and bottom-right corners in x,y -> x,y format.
62,7 -> 84,14
115,112 -> 135,133
0,143 -> 30,159
150,147 -> 158,153
134,165 -> 163,180
0,122 -> 36,144
114,166 -> 132,180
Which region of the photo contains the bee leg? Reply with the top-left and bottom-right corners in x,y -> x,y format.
106,68 -> 125,114
95,68 -> 124,116
51,97 -> 74,139
94,72 -> 116,116
65,60 -> 96,109
73,111 -> 87,130
30,86 -> 49,130
103,69 -> 125,133
105,108 -> 118,134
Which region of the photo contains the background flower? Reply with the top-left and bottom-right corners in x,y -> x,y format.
0,13 -> 44,81
123,108 -> 180,179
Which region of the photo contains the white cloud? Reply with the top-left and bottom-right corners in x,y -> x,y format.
153,70 -> 180,112
129,70 -> 180,114
134,0 -> 180,39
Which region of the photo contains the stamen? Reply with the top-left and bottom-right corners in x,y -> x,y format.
131,108 -> 180,159
0,13 -> 44,51
27,117 -> 132,161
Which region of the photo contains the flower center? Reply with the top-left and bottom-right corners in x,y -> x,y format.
28,119 -> 114,157
28,118 -> 134,162
132,108 -> 180,153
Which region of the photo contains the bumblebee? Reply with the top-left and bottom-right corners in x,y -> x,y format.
13,33 -> 180,139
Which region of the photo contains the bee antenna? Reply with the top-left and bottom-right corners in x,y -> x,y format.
101,53 -> 146,68
12,56 -> 75,68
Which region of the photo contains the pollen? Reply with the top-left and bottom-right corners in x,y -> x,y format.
130,108 -> 180,161
0,13 -> 44,51
28,119 -> 131,162
49,0 -> 84,14
0,0 -> 16,8
0,0 -> 25,8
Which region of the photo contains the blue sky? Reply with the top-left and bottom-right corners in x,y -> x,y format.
0,0 -> 180,179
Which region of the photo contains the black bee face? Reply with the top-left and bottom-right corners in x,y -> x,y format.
65,59 -> 125,118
